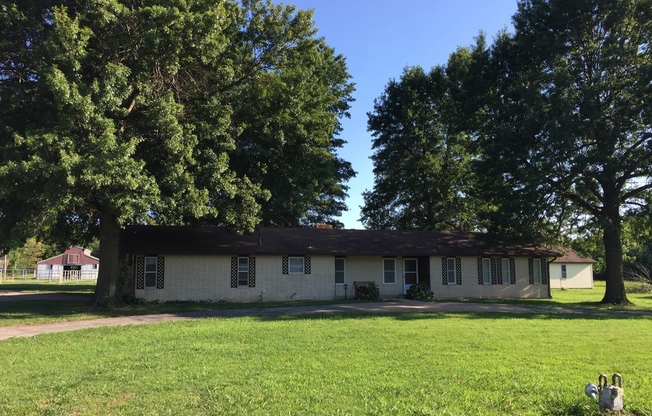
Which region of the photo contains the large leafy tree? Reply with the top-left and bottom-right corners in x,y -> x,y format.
227,1 -> 355,227
0,0 -> 354,304
361,65 -> 483,231
476,0 -> 652,304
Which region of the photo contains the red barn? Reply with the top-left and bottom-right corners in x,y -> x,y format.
37,246 -> 99,281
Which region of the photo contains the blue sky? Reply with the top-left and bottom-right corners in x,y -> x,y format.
272,0 -> 519,228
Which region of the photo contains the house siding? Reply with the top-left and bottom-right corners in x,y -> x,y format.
133,254 -> 551,302
549,263 -> 594,289
430,256 -> 549,299
134,254 -> 338,303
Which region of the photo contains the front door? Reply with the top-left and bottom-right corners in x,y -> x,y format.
403,258 -> 418,294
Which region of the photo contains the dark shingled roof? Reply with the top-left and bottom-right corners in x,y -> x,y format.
120,226 -> 561,258
551,248 -> 597,264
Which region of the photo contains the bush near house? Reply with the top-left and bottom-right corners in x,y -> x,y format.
405,282 -> 435,300
354,282 -> 380,300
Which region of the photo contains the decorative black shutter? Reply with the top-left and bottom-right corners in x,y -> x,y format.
441,258 -> 447,285
528,258 -> 534,284
496,258 -> 503,283
305,257 -> 311,274
248,257 -> 256,287
491,258 -> 499,285
231,257 -> 238,288
136,256 -> 145,289
455,258 -> 462,285
156,257 -> 165,289
282,256 -> 289,274
477,258 -> 483,285
510,258 -> 516,284
541,259 -> 549,284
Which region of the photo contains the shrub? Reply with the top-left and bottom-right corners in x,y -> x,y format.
405,282 -> 434,300
354,282 -> 380,300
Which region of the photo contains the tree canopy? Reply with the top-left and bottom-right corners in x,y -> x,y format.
362,64 -> 484,231
0,0 -> 355,304
363,0 -> 651,304
476,0 -> 652,303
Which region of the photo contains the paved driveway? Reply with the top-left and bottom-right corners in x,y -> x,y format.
1,293 -> 650,340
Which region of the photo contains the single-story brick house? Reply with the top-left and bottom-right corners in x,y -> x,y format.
120,226 -> 561,303
549,248 -> 596,289
37,246 -> 99,280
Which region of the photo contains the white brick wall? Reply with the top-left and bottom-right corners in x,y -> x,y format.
430,256 -> 549,298
134,254 -> 550,302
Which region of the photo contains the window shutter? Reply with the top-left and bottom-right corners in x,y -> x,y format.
496,258 -> 503,283
136,256 -> 145,290
282,256 -> 289,274
231,257 -> 238,288
248,257 -> 256,287
441,258 -> 447,285
156,257 -> 165,289
510,258 -> 516,284
305,256 -> 311,274
528,258 -> 534,284
455,258 -> 462,285
491,258 -> 499,285
541,259 -> 549,284
477,258 -> 483,285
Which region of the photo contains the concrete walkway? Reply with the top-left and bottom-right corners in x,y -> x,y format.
1,295 -> 650,341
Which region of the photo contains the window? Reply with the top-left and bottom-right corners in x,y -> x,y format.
144,257 -> 157,288
482,258 -> 492,284
383,258 -> 396,284
533,258 -> 542,283
67,254 -> 80,264
561,264 -> 567,279
238,257 -> 249,286
335,258 -> 346,285
447,258 -> 456,285
289,257 -> 305,274
501,258 -> 511,284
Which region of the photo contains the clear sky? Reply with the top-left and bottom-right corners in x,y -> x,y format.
272,0 -> 519,229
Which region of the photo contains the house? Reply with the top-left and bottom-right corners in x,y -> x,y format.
120,226 -> 561,303
36,246 -> 99,281
549,248 -> 596,289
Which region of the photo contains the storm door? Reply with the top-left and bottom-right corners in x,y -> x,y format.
403,258 -> 418,294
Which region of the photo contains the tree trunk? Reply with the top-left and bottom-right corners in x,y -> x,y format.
600,206 -> 631,305
93,209 -> 121,306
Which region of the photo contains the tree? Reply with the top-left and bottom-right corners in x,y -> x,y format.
475,0 -> 652,304
227,1 -> 355,227
8,238 -> 52,270
361,65 -> 483,231
0,0 -> 354,304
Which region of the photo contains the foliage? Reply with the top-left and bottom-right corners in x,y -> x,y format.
7,238 -> 53,270
362,64 -> 485,231
363,0 -> 652,305
1,314 -> 652,415
0,0 -> 354,304
353,282 -> 380,300
472,0 -> 652,304
405,281 -> 435,300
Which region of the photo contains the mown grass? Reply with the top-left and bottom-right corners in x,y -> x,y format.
1,279 -> 651,327
1,312 -> 651,415
0,278 -> 96,293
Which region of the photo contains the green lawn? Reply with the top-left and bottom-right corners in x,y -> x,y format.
1,279 -> 651,327
1,312 -> 651,415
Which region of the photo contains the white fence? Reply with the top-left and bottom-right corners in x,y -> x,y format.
36,269 -> 98,281
0,269 -> 36,279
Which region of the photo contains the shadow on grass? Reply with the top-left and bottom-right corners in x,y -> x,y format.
0,283 -> 95,293
2,296 -> 652,327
